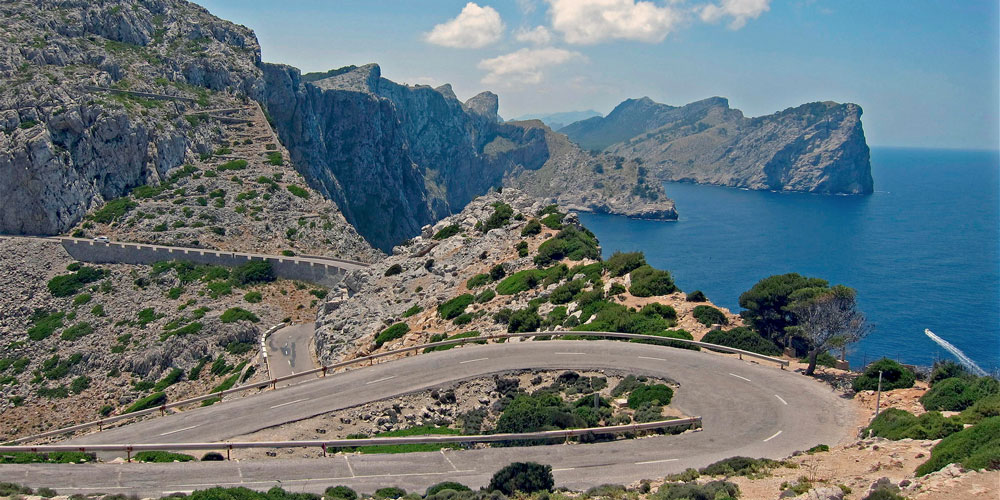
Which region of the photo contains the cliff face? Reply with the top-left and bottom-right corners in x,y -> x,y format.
561,97 -> 874,195
263,63 -> 673,251
0,0 -> 264,235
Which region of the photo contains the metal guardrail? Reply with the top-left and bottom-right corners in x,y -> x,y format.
8,331 -> 784,444
1,417 -> 701,461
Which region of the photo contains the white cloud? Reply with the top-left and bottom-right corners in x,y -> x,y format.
516,0 -> 537,14
424,2 -> 505,48
545,0 -> 682,45
515,26 -> 553,45
478,47 -> 584,84
700,0 -> 771,29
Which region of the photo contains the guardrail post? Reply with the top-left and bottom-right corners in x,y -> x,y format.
322,366 -> 327,377
227,444 -> 232,461
98,420 -> 103,431
127,447 -> 132,463
160,405 -> 166,416
321,443 -> 327,457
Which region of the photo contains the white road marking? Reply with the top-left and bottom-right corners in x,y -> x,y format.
365,376 -> 396,385
176,469 -> 480,488
554,352 -> 586,355
763,430 -> 783,442
441,450 -> 459,471
775,394 -> 788,405
638,356 -> 666,361
459,358 -> 489,364
635,458 -> 679,465
728,373 -> 751,382
158,424 -> 200,436
269,398 -> 309,409
344,455 -> 355,478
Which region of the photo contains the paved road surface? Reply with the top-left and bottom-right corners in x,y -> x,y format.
1,341 -> 856,496
267,323 -> 320,387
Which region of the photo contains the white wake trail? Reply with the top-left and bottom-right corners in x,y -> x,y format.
924,329 -> 987,376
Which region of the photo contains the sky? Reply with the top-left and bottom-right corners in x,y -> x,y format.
196,1 -> 999,150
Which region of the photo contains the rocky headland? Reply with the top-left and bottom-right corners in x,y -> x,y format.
560,97 -> 874,195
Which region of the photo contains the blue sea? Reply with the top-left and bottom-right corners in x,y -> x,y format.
579,148 -> 1000,371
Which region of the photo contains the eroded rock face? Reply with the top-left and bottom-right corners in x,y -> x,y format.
561,97 -> 874,195
0,0 -> 264,235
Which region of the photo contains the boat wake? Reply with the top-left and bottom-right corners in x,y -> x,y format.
924,329 -> 987,376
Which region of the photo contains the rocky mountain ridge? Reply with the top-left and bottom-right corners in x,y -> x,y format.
560,96 -> 874,195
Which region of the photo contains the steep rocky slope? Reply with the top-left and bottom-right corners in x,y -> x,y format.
263,64 -> 673,251
560,97 -> 874,194
314,190 -> 737,366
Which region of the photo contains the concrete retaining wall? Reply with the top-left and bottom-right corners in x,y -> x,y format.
60,239 -> 356,288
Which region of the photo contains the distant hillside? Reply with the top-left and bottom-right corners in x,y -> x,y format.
513,110 -> 602,131
560,97 -> 874,195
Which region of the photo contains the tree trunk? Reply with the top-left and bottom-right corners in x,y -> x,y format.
805,349 -> 820,376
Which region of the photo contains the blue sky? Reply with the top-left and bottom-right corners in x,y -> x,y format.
197,1 -> 998,150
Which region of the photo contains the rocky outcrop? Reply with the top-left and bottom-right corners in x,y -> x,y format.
0,0 -> 264,236
262,63 -> 672,250
560,97 -> 874,195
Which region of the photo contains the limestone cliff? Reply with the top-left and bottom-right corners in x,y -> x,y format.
560,97 -> 874,194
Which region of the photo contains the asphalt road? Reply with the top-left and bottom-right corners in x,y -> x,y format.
0,341 -> 857,496
267,323 -> 320,387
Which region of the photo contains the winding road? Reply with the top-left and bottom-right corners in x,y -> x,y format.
0,340 -> 856,496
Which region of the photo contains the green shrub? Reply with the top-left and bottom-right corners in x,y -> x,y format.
628,265 -> 677,297
189,357 -> 210,380
921,376 -> 1000,411
287,185 -> 310,198
960,393 -> 1000,424
508,307 -> 542,333
702,327 -> 781,356
244,291 -> 263,303
550,279 -> 586,304
685,290 -> 707,302
60,322 -> 93,341
89,197 -> 136,223
476,289 -> 496,303
497,269 -> 546,295
47,266 -> 108,297
425,482 -> 471,496
373,488 -> 406,499
861,486 -> 906,500
433,224 -> 461,240
233,261 -> 275,285
521,219 -> 542,237
916,416 -> 1000,475
324,486 -> 358,500
604,251 -> 646,277
267,152 -> 284,166
402,304 -> 423,317
479,202 -> 514,232
424,331 -> 485,352
807,444 -> 830,454
125,392 -> 167,413
699,456 -> 782,477
27,310 -> 65,341
134,451 -> 195,463
799,351 -> 839,368
540,212 -> 565,229
627,384 -> 673,408
656,481 -> 739,500
467,273 -> 491,288
866,408 -> 963,440
853,358 -> 915,391
70,375 -> 90,394
929,361 -> 971,386
72,293 -> 92,306
488,462 -> 554,495
37,385 -> 70,398
641,302 -> 677,321
534,227 -> 600,266
384,264 -> 403,277
0,452 -> 94,465
692,305 -> 728,326
375,323 -> 410,348
438,294 -> 475,320
220,307 -> 260,323
160,321 -> 203,341
517,241 -> 529,257
153,368 -> 184,391
217,159 -> 248,171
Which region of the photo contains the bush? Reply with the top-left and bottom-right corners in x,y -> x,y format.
375,323 -> 410,348
656,481 -> 739,500
540,212 -> 565,229
476,289 -> 496,303
425,483 -> 471,496
232,261 -> 275,285
220,307 -> 260,324
125,392 -> 167,413
550,279 -> 586,304
534,227 -> 600,266
488,462 -> 554,495
627,384 -> 673,409
433,224 -> 461,240
916,416 -> 1000,475
27,310 -> 65,341
60,322 -> 93,341
244,291 -> 263,303
70,375 -> 90,394
73,293 -> 92,306
699,456 -> 782,477
685,290 -> 707,302
154,368 -> 184,391
324,486 -> 358,500
384,264 -> 403,277
604,251 -> 646,277
467,274 -> 491,288
47,266 -> 108,297
921,376 -> 1000,411
628,265 -> 677,297
960,393 -> 1000,424
861,486 -> 906,500
267,152 -> 284,166
508,307 -> 542,333
217,159 -> 248,171
89,197 -> 136,223
929,361 -> 971,386
287,185 -> 310,198
866,408 -> 963,440
702,327 -> 781,356
133,451 -> 195,463
496,269 -> 546,295
521,219 -> 542,237
402,304 -> 423,317
438,294 -> 475,320
692,305 -> 727,326
853,358 -> 915,391
641,302 -> 677,321
480,202 -> 514,232
373,487 -> 406,499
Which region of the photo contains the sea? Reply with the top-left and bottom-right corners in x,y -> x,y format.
579,147 -> 1000,372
